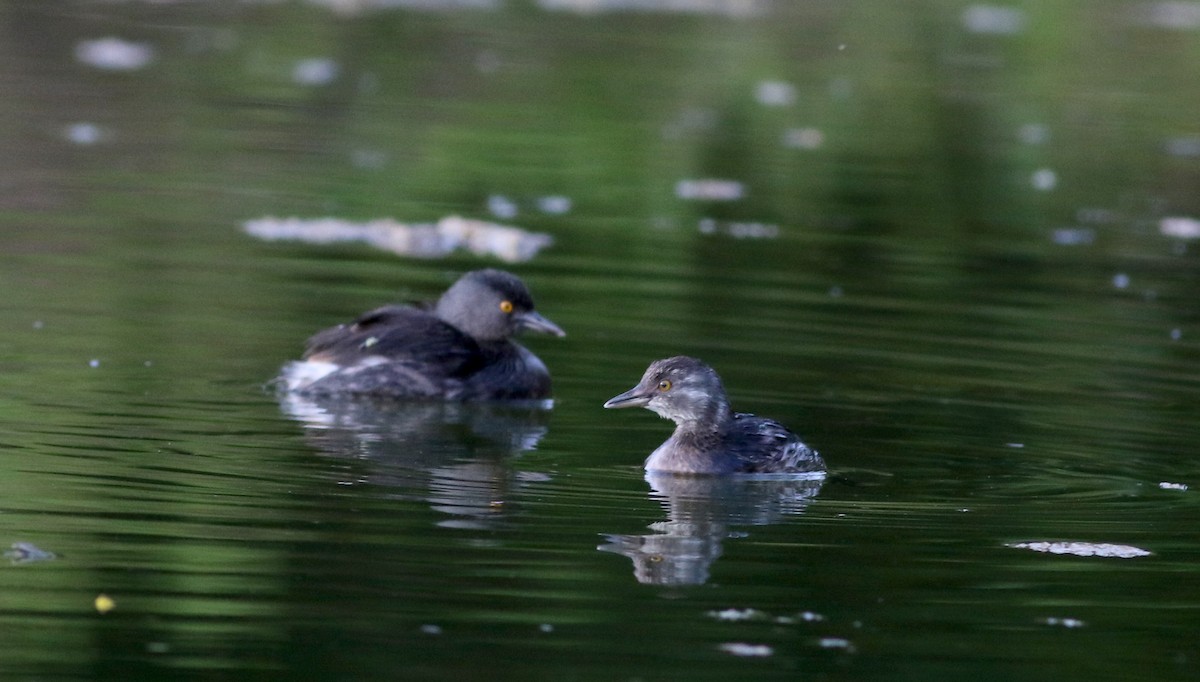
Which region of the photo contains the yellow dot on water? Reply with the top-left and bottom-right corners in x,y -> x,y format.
94,594 -> 115,614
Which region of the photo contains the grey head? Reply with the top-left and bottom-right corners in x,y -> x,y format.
434,269 -> 565,342
603,356 -> 732,426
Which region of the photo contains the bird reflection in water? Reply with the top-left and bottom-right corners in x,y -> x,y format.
599,471 -> 823,585
280,392 -> 553,529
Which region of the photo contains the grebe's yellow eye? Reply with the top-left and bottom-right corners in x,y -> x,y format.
499,300 -> 514,314
658,379 -> 671,391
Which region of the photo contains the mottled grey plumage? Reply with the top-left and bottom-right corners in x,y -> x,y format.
604,356 -> 824,475
280,269 -> 564,400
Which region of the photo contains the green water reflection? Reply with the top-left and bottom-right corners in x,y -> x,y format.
1,1 -> 1199,680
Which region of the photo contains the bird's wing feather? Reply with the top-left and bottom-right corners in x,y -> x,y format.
302,305 -> 481,377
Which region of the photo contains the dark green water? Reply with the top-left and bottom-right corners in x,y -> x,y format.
2,1 -> 1199,680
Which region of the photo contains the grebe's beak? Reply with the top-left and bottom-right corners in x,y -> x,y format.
517,310 -> 566,337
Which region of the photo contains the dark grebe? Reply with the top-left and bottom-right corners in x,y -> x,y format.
281,269 -> 564,400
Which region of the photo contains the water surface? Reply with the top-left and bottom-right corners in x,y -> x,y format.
2,1 -> 1199,680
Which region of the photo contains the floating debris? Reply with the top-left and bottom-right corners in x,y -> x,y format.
94,594 -> 116,614
817,637 -> 855,652
1050,227 -> 1095,246
1165,136 -> 1200,157
292,57 -> 340,86
675,179 -> 745,201
1112,273 -> 1130,289
304,0 -> 501,12
75,37 -> 154,71
487,194 -> 518,219
1007,541 -> 1152,558
1139,2 -> 1200,30
5,542 -> 57,565
537,0 -> 768,18
1018,123 -> 1050,145
717,642 -> 773,657
1041,616 -> 1086,628
754,80 -> 796,107
708,608 -> 767,622
708,607 -> 824,624
961,4 -> 1027,34
536,195 -> 572,215
1159,481 -> 1189,491
1160,216 -> 1200,239
782,127 -> 824,150
64,122 -> 107,146
1030,168 -> 1057,191
697,218 -> 778,239
242,215 -> 552,263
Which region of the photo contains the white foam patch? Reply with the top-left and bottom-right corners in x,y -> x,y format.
280,360 -> 340,391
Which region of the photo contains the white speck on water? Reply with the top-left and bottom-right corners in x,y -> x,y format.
1141,1 -> 1200,29
351,149 -> 388,170
717,642 -> 773,657
1159,481 -> 1188,491
419,624 -> 442,635
1018,123 -> 1049,145
782,127 -> 824,150
292,58 -> 339,86
962,4 -> 1027,34
88,359 -> 100,368
75,37 -> 154,71
1042,617 -> 1086,628
33,320 -> 44,330
1006,442 -> 1024,448
1051,227 -> 1094,246
536,195 -> 572,215
1170,328 -> 1183,341
145,641 -> 170,654
1160,216 -> 1200,239
536,0 -> 765,18
65,122 -> 106,145
838,43 -> 847,50
144,360 -> 153,367
487,194 -> 519,219
1031,168 -> 1057,191
1165,136 -> 1200,157
817,637 -> 855,651
675,179 -> 745,201
1112,273 -> 1130,289
754,80 -> 796,107
708,608 -> 765,622
539,623 -> 554,633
